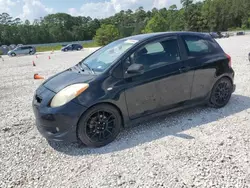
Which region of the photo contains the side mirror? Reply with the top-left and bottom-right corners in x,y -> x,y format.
126,64 -> 144,75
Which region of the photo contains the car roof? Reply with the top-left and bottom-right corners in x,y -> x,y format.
122,31 -> 210,42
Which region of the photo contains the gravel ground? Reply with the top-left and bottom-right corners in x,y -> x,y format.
1,37 -> 250,188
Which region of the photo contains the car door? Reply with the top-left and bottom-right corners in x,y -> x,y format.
22,47 -> 30,54
68,45 -> 73,50
181,34 -> 222,100
123,36 -> 194,119
16,47 -> 24,55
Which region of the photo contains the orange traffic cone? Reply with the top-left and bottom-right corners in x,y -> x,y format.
48,56 -> 51,60
34,73 -> 44,80
33,61 -> 36,66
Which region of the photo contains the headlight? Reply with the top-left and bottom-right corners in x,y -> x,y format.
50,83 -> 89,107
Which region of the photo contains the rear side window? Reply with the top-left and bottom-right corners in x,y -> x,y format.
22,46 -> 31,50
182,35 -> 215,57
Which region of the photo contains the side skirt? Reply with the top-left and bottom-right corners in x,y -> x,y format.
125,98 -> 208,128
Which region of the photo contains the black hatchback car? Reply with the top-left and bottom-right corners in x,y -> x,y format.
33,32 -> 235,147
61,44 -> 83,52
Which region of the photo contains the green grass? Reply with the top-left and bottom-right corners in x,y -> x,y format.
36,45 -> 62,52
83,42 -> 99,48
36,41 -> 99,52
228,27 -> 250,31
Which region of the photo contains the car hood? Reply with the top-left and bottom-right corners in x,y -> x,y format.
43,68 -> 96,93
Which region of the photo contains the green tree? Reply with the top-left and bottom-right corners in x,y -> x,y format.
94,24 -> 119,45
1,0 -> 250,45
143,13 -> 167,33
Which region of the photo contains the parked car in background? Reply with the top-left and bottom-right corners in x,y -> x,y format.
61,44 -> 83,52
222,33 -> 230,38
217,32 -> 229,38
9,44 -> 16,49
1,45 -> 8,49
33,32 -> 235,147
236,31 -> 245,36
8,46 -> 36,57
17,44 -> 24,47
210,32 -> 220,39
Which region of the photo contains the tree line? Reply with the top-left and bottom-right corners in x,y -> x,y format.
0,0 -> 250,46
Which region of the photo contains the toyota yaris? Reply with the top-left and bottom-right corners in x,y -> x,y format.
33,32 -> 235,147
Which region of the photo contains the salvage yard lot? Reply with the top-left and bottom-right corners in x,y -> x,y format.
1,36 -> 250,187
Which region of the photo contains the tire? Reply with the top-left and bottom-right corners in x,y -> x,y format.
77,104 -> 122,147
29,51 -> 33,55
77,48 -> 81,51
64,49 -> 68,52
209,77 -> 233,108
11,53 -> 16,57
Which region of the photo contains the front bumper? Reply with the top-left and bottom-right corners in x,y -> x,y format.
32,85 -> 87,142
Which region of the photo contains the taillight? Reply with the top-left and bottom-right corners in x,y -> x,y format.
226,53 -> 232,67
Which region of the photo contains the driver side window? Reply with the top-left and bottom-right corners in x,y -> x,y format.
126,38 -> 181,72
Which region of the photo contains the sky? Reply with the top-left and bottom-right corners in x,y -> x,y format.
0,0 -> 185,21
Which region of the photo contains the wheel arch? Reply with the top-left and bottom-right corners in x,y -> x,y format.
77,101 -> 125,129
76,101 -> 125,146
211,74 -> 234,91
208,75 -> 234,107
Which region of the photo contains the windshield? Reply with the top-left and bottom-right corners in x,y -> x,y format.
80,39 -> 139,73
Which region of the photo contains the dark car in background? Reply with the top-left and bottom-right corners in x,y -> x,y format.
61,44 -> 83,52
33,32 -> 235,147
8,46 -> 36,57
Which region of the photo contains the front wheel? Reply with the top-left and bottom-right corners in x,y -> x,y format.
77,104 -> 122,147
11,53 -> 16,57
209,77 -> 233,108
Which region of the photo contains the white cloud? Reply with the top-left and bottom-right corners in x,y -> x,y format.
19,0 -> 53,21
0,0 -> 16,14
77,0 -> 180,19
68,8 -> 79,17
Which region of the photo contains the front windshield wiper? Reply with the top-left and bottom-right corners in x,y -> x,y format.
81,63 -> 95,74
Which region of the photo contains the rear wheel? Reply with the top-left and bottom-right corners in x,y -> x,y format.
77,104 -> 122,147
209,77 -> 233,108
11,53 -> 16,57
77,48 -> 81,51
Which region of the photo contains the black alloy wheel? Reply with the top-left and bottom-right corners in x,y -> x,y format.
77,104 -> 122,147
210,77 -> 233,108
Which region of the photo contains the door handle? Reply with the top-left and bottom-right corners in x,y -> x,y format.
179,66 -> 190,72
